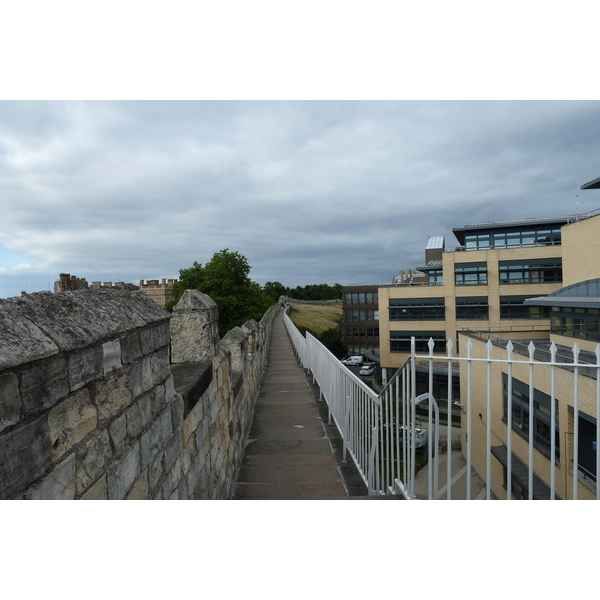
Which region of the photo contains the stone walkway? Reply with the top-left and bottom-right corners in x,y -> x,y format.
233,310 -> 368,499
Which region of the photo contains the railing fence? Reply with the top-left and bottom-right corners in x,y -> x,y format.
284,312 -> 600,500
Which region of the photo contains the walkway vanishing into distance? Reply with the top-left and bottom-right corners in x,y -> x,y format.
234,310 -> 376,500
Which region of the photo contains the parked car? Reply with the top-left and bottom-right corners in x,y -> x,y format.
359,364 -> 375,376
399,426 -> 428,448
341,356 -> 363,367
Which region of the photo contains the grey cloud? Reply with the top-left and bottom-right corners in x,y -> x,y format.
2,100 -> 600,299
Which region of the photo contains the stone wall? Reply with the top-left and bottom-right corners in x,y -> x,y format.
286,298 -> 342,305
0,288 -> 276,499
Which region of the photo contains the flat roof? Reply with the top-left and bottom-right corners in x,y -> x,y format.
581,176 -> 600,190
453,214 -> 573,234
525,278 -> 600,309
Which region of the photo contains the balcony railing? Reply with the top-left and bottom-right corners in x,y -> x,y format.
284,311 -> 600,499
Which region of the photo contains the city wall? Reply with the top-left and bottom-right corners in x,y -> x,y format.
0,288 -> 277,499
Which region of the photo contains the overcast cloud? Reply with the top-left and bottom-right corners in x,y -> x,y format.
1,100 -> 600,299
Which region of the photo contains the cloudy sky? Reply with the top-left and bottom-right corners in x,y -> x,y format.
2,100 -> 600,299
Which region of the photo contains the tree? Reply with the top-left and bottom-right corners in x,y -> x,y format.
317,327 -> 348,359
167,249 -> 273,337
262,281 -> 288,303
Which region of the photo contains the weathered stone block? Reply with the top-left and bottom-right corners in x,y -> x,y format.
152,383 -> 166,416
48,388 -> 97,461
140,408 -> 173,470
126,469 -> 149,499
93,370 -> 132,424
171,457 -> 182,488
170,290 -> 220,363
182,398 -> 203,446
102,339 -> 122,374
107,440 -> 141,500
121,332 -> 142,365
161,473 -> 173,500
19,354 -> 69,414
27,453 -> 76,500
68,345 -> 103,392
151,347 -> 171,385
76,429 -> 112,494
141,323 -> 170,355
170,392 -> 184,430
165,372 -> 176,401
0,297 -> 59,370
137,391 -> 154,430
0,415 -> 52,499
181,437 -> 195,476
109,412 -> 128,457
221,327 -> 246,373
164,428 -> 183,473
81,474 -> 108,499
148,449 -> 164,495
125,402 -> 142,440
0,372 -> 21,432
131,356 -> 153,399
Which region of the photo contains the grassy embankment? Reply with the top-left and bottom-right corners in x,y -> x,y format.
287,303 -> 343,336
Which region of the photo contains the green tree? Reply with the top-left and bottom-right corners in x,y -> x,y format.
167,249 -> 273,337
317,327 -> 348,359
262,281 -> 288,303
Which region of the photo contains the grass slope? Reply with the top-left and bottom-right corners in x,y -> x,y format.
287,303 -> 343,336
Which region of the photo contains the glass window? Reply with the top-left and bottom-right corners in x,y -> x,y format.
365,293 -> 373,303
455,262 -> 487,286
551,307 -> 600,342
358,293 -> 365,304
500,296 -> 550,319
352,293 -> 359,303
389,298 -> 445,320
503,374 -> 559,459
390,331 -> 446,353
499,259 -> 562,284
456,296 -> 489,320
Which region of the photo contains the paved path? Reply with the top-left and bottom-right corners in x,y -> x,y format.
233,311 -> 368,500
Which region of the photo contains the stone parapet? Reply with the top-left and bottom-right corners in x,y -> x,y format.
0,289 -> 175,500
0,287 -> 278,500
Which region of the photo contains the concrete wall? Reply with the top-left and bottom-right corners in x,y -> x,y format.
0,288 -> 276,499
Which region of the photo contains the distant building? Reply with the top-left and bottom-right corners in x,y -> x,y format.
54,273 -> 90,293
54,274 -> 177,308
139,279 -> 177,308
340,285 -> 380,357
90,281 -> 140,291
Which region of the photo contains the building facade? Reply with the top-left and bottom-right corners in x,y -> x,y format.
139,279 -> 177,308
339,285 -> 380,357
378,214 -> 574,372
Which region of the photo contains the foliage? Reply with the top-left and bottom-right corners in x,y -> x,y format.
262,281 -> 288,303
166,249 -> 273,337
262,281 -> 342,302
317,327 -> 348,359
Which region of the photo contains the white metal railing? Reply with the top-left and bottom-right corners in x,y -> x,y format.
284,313 -> 600,499
283,312 -> 384,495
